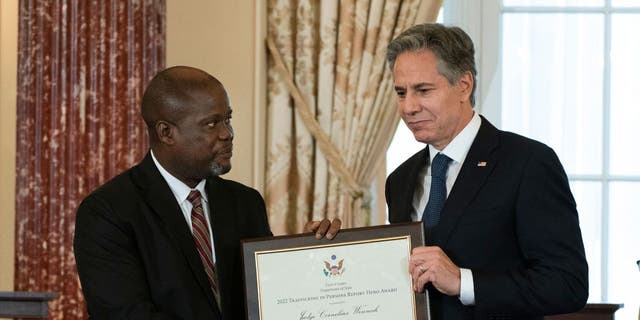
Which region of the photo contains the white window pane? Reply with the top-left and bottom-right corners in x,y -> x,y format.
386,121 -> 424,176
503,0 -> 603,7
608,182 -> 640,320
570,181 -> 602,302
501,13 -> 604,175
613,0 -> 640,7
610,14 -> 640,176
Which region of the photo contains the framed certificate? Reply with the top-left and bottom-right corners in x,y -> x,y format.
241,222 -> 429,320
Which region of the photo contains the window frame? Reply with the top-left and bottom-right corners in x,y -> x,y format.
443,0 -> 640,304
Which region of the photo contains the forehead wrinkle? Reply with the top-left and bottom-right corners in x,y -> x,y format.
167,87 -> 227,123
412,82 -> 433,89
189,85 -> 229,107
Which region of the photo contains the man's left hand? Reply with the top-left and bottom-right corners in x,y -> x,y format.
409,246 -> 461,296
304,218 -> 341,240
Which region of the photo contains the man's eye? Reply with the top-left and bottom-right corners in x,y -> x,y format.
396,91 -> 406,98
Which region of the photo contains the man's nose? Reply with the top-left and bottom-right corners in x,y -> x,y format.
220,123 -> 234,140
401,92 -> 421,115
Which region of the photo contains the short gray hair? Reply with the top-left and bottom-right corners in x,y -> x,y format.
386,23 -> 477,106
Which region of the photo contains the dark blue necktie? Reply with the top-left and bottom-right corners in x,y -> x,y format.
422,153 -> 452,227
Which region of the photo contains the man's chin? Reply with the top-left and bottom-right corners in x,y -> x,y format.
412,132 -> 436,145
210,162 -> 231,176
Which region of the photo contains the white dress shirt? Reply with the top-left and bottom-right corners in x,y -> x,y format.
151,150 -> 217,262
411,112 -> 481,306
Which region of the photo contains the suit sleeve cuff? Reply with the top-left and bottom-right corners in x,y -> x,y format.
459,268 -> 475,306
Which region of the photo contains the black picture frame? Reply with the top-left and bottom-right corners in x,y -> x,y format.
241,222 -> 429,320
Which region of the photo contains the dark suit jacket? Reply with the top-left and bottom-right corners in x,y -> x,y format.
386,117 -> 588,320
74,152 -> 272,319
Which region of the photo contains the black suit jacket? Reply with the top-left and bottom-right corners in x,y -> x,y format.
74,152 -> 272,319
386,117 -> 588,320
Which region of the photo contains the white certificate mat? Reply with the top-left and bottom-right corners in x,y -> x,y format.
256,237 -> 415,319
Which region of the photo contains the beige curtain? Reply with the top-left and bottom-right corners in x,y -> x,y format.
266,0 -> 442,234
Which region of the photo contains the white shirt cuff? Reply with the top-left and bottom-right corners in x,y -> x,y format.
459,268 -> 475,306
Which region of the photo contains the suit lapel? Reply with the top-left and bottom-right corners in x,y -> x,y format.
206,177 -> 237,245
206,176 -> 238,264
132,153 -> 219,312
395,147 -> 430,222
435,117 -> 500,246
206,176 -> 238,314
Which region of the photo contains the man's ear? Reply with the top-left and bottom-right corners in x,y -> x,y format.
457,71 -> 474,103
155,121 -> 175,145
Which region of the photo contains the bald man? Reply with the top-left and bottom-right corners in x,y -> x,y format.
74,66 -> 339,319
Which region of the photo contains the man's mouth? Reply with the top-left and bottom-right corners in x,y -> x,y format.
218,145 -> 233,156
407,119 -> 432,127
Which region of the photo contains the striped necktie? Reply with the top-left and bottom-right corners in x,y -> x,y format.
187,190 -> 220,305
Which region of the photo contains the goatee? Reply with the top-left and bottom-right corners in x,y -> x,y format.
210,161 -> 230,176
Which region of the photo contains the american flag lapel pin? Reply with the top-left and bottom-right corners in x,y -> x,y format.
477,161 -> 487,167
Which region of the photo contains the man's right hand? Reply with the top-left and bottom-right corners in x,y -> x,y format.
304,218 -> 341,240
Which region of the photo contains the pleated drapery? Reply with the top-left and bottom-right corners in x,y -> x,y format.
266,0 -> 442,234
15,1 -> 165,319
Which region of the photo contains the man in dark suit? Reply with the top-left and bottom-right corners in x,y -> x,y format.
74,66 -> 339,319
385,23 -> 588,319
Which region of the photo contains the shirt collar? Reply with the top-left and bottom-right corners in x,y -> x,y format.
428,112 -> 481,164
150,150 -> 208,204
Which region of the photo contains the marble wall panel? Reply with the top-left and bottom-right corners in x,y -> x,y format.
15,1 -> 165,318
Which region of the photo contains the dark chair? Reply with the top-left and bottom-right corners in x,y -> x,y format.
544,303 -> 623,320
0,291 -> 58,318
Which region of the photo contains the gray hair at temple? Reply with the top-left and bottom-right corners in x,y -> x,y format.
386,23 -> 478,106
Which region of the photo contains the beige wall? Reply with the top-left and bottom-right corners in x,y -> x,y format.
0,0 -> 18,292
166,0 -> 266,191
0,0 -> 266,293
